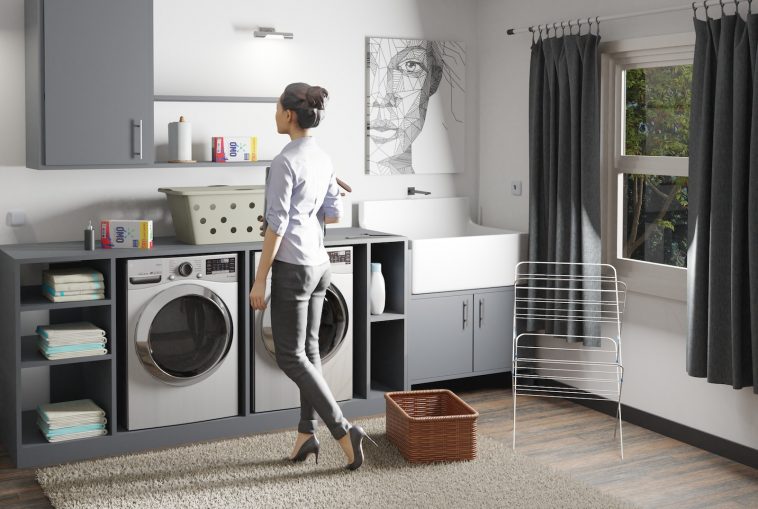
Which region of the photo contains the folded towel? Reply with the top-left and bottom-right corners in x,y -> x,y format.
36,322 -> 106,339
42,281 -> 105,292
37,419 -> 106,437
43,292 -> 105,303
39,349 -> 108,360
38,336 -> 108,348
37,340 -> 107,355
37,416 -> 107,429
43,267 -> 104,284
37,399 -> 106,424
42,284 -> 105,297
45,429 -> 107,442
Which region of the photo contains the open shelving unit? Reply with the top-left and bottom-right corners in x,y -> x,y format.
11,259 -> 117,458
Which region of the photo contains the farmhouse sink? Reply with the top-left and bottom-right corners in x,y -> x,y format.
358,197 -> 526,294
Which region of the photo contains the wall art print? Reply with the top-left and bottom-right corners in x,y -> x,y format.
366,37 -> 465,175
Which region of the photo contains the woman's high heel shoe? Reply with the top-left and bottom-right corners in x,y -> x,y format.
290,435 -> 320,464
345,425 -> 378,471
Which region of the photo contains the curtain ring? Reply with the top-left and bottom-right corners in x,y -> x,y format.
577,18 -> 582,35
538,24 -> 543,40
561,21 -> 566,37
595,16 -> 600,36
587,17 -> 592,35
720,0 -> 725,15
692,2 -> 698,17
703,0 -> 709,17
567,20 -> 572,36
531,26 -> 536,44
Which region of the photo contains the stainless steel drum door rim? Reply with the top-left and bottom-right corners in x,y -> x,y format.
260,283 -> 349,364
135,283 -> 234,386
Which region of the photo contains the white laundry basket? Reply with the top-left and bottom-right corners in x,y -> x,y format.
159,185 -> 265,244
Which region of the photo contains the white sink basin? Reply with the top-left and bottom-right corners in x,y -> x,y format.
358,197 -> 526,294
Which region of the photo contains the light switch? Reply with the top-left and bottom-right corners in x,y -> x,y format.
511,181 -> 523,196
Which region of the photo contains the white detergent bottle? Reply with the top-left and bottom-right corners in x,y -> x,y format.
370,263 -> 386,315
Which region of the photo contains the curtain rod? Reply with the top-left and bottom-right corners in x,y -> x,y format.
505,0 -> 746,35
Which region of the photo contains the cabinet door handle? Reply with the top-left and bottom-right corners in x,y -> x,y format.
479,298 -> 484,328
462,300 -> 468,330
134,119 -> 143,159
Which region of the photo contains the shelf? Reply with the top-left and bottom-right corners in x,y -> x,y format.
151,160 -> 272,168
370,312 -> 405,322
21,337 -> 111,368
154,95 -> 278,104
21,410 -> 110,448
20,286 -> 111,311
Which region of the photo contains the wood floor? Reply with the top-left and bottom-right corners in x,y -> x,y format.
1,384 -> 757,508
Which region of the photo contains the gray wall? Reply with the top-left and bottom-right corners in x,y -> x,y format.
477,0 -> 758,449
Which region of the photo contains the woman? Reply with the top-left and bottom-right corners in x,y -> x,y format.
250,82 -> 375,470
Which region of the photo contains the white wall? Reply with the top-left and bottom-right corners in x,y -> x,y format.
0,0 -> 479,246
478,0 -> 758,449
2,0 -> 479,410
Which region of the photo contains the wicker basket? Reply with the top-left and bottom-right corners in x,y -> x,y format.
385,389 -> 479,463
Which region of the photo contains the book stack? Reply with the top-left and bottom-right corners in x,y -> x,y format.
42,267 -> 105,302
36,322 -> 108,360
36,399 -> 107,443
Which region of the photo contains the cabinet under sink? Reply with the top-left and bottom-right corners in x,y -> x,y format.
408,287 -> 513,383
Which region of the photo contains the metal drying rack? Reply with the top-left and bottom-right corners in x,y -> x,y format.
511,261 -> 627,458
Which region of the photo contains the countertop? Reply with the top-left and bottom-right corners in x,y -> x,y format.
0,227 -> 405,263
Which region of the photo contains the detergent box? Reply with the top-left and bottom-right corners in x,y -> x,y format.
100,220 -> 153,249
211,136 -> 258,162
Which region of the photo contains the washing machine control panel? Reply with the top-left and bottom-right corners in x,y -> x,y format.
327,248 -> 353,275
127,254 -> 238,288
206,256 -> 236,275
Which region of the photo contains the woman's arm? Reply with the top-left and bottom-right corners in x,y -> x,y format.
250,156 -> 292,310
249,226 -> 282,310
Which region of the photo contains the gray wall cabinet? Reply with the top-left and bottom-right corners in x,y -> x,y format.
408,287 -> 514,384
26,0 -> 154,168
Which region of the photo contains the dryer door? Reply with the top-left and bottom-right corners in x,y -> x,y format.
135,284 -> 233,385
260,283 -> 348,363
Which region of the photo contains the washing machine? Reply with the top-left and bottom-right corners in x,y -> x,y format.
125,254 -> 238,430
254,247 -> 353,412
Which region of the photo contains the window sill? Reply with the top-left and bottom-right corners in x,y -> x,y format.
614,260 -> 686,302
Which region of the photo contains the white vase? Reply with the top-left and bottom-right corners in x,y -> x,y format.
370,263 -> 386,315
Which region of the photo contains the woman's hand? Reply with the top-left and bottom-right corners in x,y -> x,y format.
249,279 -> 267,310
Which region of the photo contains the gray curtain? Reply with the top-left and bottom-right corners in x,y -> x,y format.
688,14 -> 758,392
526,34 -> 602,342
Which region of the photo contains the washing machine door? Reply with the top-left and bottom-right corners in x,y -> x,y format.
135,284 -> 233,386
261,284 -> 348,363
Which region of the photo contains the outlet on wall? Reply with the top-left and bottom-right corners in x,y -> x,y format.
511,181 -> 522,196
6,210 -> 26,227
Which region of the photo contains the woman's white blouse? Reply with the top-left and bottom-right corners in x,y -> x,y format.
265,136 -> 342,266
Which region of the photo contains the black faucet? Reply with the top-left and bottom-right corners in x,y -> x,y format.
407,187 -> 431,196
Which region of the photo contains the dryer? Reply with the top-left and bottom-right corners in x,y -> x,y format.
254,247 -> 353,412
125,254 -> 238,430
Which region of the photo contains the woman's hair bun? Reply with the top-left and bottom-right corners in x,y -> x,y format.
305,86 -> 328,110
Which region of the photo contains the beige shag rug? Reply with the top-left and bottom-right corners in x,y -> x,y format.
37,418 -> 634,509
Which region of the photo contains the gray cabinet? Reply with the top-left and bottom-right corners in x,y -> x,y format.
473,289 -> 513,373
26,0 -> 154,167
408,294 -> 473,380
408,287 -> 513,383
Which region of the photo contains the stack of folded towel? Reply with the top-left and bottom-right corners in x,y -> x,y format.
36,322 -> 108,360
36,399 -> 107,443
42,267 -> 105,302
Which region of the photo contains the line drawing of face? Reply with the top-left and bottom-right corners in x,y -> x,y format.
367,39 -> 443,175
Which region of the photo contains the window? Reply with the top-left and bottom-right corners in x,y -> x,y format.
601,34 -> 695,300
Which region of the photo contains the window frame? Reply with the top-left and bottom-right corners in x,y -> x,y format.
600,33 -> 695,302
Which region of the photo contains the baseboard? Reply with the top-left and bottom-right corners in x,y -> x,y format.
415,374 -> 758,470
572,396 -> 758,470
